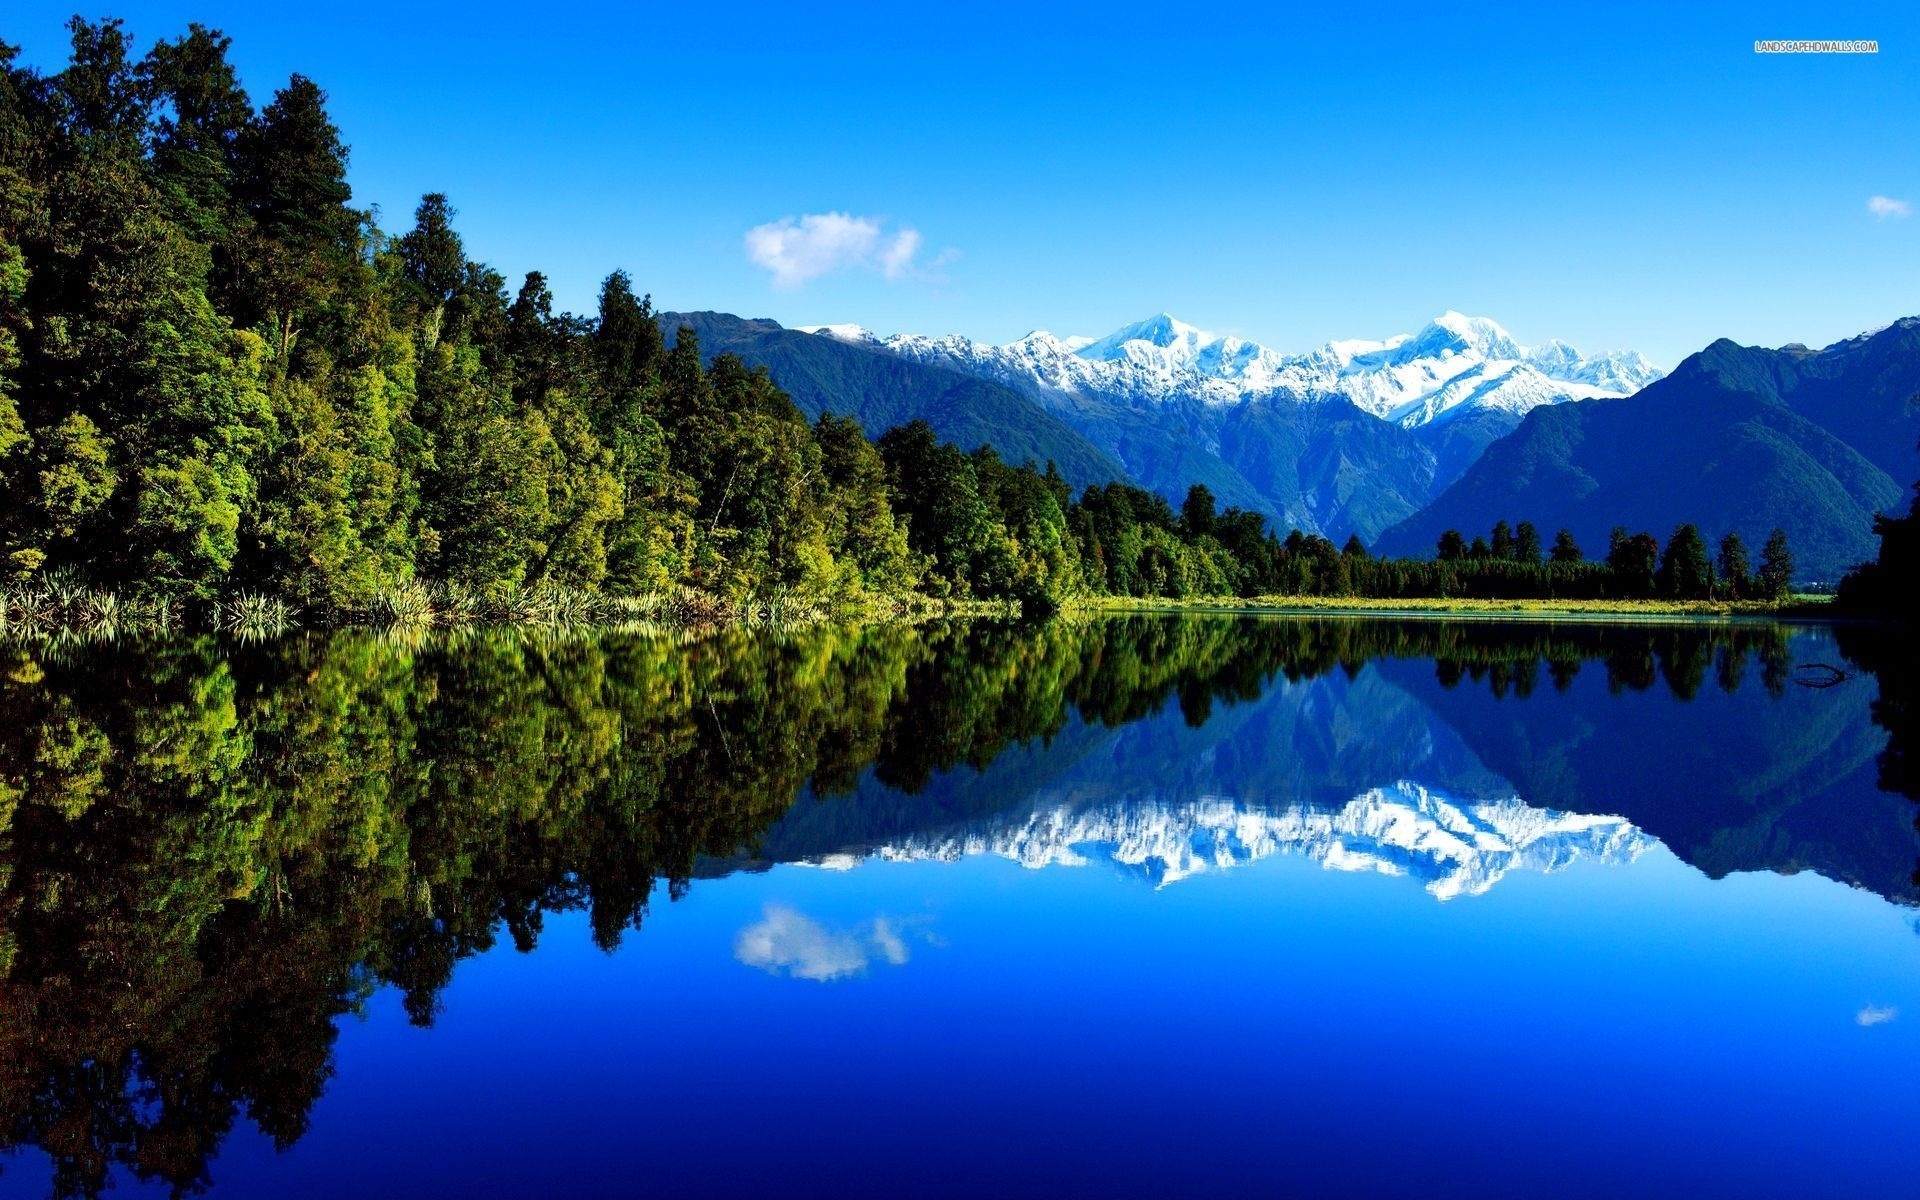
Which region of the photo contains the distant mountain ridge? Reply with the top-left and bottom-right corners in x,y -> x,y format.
1375,318 -> 1920,581
810,310 -> 1660,428
797,311 -> 1661,541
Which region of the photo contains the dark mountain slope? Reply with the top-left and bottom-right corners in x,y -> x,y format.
661,313 -> 1128,489
1214,397 -> 1438,543
1375,322 -> 1920,581
1769,318 -> 1920,482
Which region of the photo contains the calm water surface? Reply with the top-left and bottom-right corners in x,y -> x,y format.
0,616 -> 1915,1198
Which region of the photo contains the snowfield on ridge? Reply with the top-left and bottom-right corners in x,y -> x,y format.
801,310 -> 1663,430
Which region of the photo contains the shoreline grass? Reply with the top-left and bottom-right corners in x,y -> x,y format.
1066,593 -> 1841,621
3,580 -> 1864,643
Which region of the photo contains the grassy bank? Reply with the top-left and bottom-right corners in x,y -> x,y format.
5,578 -> 1846,643
1067,593 -> 1836,619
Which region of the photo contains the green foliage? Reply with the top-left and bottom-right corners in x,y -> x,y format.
1607,527 -> 1659,596
1515,521 -> 1542,566
1657,523 -> 1713,599
1758,528 -> 1795,600
815,412 -> 921,595
1716,531 -> 1752,600
1550,527 -> 1581,564
1182,483 -> 1217,539
33,412 -> 116,540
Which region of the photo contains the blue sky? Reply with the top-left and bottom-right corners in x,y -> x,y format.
9,1 -> 1919,364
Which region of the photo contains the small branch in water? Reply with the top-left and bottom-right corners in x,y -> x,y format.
1793,662 -> 1855,689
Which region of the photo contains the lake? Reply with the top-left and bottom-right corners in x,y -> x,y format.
0,615 -> 1915,1198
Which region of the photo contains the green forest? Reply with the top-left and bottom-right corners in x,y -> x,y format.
0,21 -> 1850,623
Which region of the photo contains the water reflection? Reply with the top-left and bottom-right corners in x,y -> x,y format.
864,783 -> 1650,898
733,905 -> 924,981
0,615 -> 1913,1196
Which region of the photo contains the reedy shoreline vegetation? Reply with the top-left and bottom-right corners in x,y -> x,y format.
0,577 -> 1023,643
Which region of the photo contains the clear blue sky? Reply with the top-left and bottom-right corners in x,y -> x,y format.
9,2 -> 1919,364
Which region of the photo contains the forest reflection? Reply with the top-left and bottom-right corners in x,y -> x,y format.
0,614 -> 1911,1197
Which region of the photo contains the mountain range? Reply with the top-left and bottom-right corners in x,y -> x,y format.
1374,318 -> 1920,580
664,309 -> 1658,542
822,310 -> 1659,429
803,311 -> 1661,541
665,306 -> 1918,580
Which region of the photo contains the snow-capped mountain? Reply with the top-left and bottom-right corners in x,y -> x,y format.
806,781 -> 1651,901
794,311 -> 1662,542
803,311 -> 1662,432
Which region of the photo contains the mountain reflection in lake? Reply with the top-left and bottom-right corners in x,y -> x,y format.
0,616 -> 1915,1198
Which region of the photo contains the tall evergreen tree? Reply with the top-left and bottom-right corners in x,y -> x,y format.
143,25 -> 251,246
1514,521 -> 1542,567
1491,519 -> 1514,561
1550,528 -> 1582,564
815,412 -> 919,594
1181,483 -> 1217,539
1758,529 -> 1795,599
396,193 -> 464,327
234,74 -> 356,358
590,269 -> 662,420
1607,530 -> 1660,597
1716,531 -> 1752,599
1657,523 -> 1713,598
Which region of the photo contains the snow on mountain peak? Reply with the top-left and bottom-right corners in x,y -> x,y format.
813,309 -> 1664,431
1077,313 -> 1215,362
1570,348 -> 1663,391
1527,338 -> 1582,373
796,322 -> 878,345
1399,311 -> 1524,363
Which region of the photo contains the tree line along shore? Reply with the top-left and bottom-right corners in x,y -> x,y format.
0,21 -> 1910,636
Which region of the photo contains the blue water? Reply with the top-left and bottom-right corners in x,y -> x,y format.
1,616 -> 1916,1197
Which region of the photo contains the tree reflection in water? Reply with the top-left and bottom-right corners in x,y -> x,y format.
0,615 -> 1909,1197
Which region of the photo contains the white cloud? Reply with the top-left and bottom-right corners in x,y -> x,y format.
743,212 -> 951,287
1856,1004 -> 1898,1027
878,228 -> 922,281
733,904 -> 926,982
1867,195 -> 1912,219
